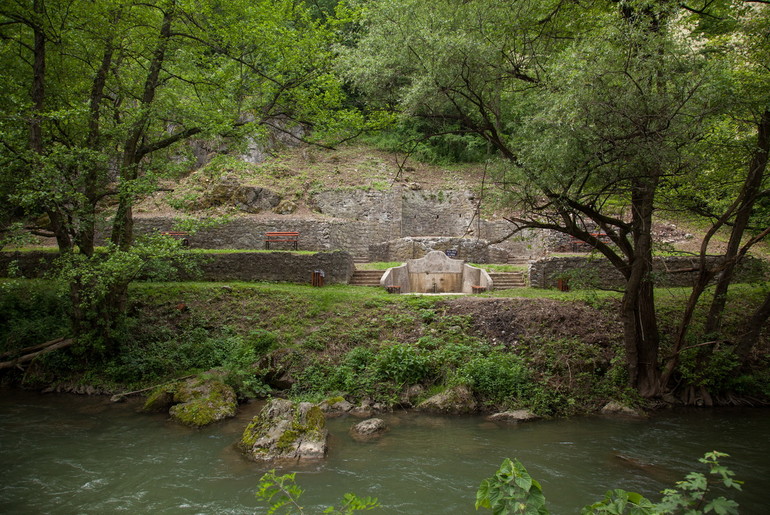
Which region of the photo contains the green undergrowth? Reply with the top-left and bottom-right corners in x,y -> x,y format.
1,279 -> 768,414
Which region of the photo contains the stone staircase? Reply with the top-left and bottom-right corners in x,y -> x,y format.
507,256 -> 531,265
489,271 -> 526,289
349,269 -> 385,287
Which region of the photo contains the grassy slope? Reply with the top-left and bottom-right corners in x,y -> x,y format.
3,279 -> 767,415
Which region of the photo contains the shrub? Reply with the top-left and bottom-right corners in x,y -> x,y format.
372,343 -> 432,385
458,353 -> 530,406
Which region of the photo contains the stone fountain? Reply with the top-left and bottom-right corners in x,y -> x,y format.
379,250 -> 492,294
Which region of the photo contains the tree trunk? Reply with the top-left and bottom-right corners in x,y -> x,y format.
622,179 -> 661,397
29,0 -> 45,155
735,290 -> 770,361
705,109 -> 770,334
112,7 -> 174,250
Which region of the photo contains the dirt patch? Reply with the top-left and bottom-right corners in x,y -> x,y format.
441,297 -> 623,348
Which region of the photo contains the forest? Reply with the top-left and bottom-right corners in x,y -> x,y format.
1,0 -> 769,407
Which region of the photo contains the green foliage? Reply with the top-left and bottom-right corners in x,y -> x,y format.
457,354 -> 530,407
477,452 -> 742,515
584,451 -> 742,515
256,470 -> 379,514
0,280 -> 70,353
218,329 -> 277,398
476,458 -> 548,515
372,343 -> 431,385
677,346 -> 740,394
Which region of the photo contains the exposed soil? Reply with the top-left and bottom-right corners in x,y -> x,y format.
441,297 -> 622,349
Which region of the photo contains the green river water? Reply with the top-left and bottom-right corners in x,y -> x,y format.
1,390 -> 768,514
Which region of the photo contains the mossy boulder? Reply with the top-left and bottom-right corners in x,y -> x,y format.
167,377 -> 238,427
142,384 -> 177,412
239,398 -> 328,462
416,385 -> 477,415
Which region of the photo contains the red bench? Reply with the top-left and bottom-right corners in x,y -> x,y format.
160,231 -> 190,247
265,231 -> 299,250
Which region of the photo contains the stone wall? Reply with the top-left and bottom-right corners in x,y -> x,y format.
529,255 -> 769,289
369,236 -> 510,263
0,250 -> 355,285
124,187 -> 547,262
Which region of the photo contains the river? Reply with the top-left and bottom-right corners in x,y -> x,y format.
1,390 -> 768,514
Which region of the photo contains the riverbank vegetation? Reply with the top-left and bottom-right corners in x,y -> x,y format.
2,278 -> 768,415
1,0 -> 768,403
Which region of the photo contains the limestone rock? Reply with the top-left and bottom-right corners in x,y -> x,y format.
350,418 -> 388,441
273,199 -> 298,215
236,186 -> 281,213
417,385 -> 477,415
197,175 -> 281,213
601,401 -> 644,417
142,384 -> 177,413
320,397 -> 354,416
399,385 -> 425,407
167,377 -> 238,427
487,410 -> 540,423
239,399 -> 328,462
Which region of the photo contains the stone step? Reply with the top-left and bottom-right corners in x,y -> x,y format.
489,272 -> 526,289
352,256 -> 370,263
349,270 -> 385,286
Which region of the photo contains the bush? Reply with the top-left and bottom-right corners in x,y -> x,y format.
457,353 -> 530,406
372,343 -> 432,385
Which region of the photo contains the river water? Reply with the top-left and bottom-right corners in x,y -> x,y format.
1,390 -> 768,514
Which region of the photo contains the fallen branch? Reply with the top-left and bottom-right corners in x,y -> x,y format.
0,338 -> 74,369
0,337 -> 70,359
109,374 -> 196,402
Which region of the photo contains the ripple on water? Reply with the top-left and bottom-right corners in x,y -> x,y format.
1,392 -> 769,514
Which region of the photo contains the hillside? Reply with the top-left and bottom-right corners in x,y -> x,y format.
130,142 -> 763,259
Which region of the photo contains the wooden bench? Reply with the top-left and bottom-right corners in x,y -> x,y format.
160,231 -> 190,247
265,231 -> 299,250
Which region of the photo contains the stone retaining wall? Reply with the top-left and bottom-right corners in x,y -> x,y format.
529,255 -> 769,289
121,186 -> 547,262
369,236 -> 510,263
0,250 -> 355,285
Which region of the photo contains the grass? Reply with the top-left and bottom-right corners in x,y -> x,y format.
187,249 -> 318,255
469,263 -> 527,272
356,262 -> 404,270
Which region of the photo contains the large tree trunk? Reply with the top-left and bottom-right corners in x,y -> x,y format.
705,109 -> 770,334
622,179 -> 661,397
112,7 -> 174,250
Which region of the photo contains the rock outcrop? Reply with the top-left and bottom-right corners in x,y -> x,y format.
600,401 -> 645,417
168,377 -> 238,427
416,385 -> 477,415
349,418 -> 388,441
143,377 -> 238,427
487,410 -> 540,423
239,398 -> 328,461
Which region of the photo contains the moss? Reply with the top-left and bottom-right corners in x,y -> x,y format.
303,406 -> 326,436
142,383 -> 177,412
169,379 -> 237,427
239,417 -> 266,449
276,429 -> 300,451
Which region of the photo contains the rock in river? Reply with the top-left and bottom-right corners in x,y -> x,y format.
349,418 -> 388,441
239,398 -> 328,462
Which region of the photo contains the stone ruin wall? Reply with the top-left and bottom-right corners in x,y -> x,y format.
129,187 -> 546,262
529,255 -> 769,290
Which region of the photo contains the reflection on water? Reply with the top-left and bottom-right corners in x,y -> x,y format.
1,390 -> 768,514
